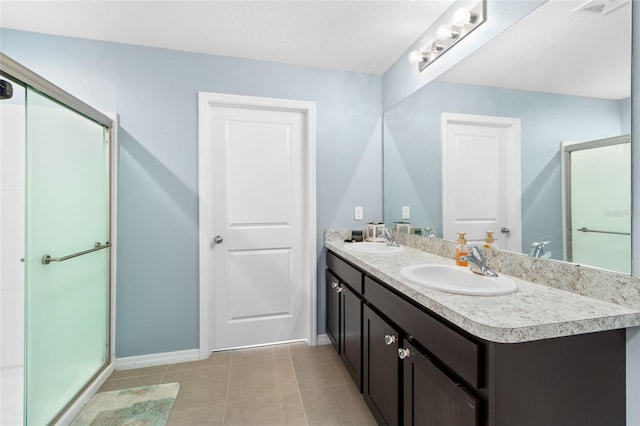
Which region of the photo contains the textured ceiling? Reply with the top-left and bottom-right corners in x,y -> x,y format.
0,0 -> 456,74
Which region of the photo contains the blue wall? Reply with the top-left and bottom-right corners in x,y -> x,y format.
1,29 -> 382,357
384,81 -> 627,258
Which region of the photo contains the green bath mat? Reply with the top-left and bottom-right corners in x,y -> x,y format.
71,383 -> 180,426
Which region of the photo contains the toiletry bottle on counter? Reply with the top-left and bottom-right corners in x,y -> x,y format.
482,231 -> 496,249
455,232 -> 469,267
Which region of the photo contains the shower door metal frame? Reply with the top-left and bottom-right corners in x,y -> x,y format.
0,52 -> 116,424
562,134 -> 631,263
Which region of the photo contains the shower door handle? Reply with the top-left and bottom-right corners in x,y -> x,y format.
42,242 -> 111,265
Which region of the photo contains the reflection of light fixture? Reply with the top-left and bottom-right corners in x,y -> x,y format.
407,0 -> 485,72
452,8 -> 472,26
436,24 -> 459,41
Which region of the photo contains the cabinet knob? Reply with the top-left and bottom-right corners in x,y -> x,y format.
398,348 -> 411,360
336,286 -> 344,293
384,334 -> 397,345
331,281 -> 339,289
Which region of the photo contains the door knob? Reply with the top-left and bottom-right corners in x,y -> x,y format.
501,227 -> 511,234
384,334 -> 397,345
213,235 -> 224,244
398,348 -> 411,360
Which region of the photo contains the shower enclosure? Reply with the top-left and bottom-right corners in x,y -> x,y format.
562,135 -> 631,274
0,53 -> 114,425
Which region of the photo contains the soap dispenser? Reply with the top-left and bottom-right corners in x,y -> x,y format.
482,231 -> 496,250
455,232 -> 469,267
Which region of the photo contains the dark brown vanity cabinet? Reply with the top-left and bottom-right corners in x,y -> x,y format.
326,251 -> 363,390
325,270 -> 341,351
363,305 -> 400,426
326,249 -> 626,426
363,292 -> 479,426
402,340 -> 478,426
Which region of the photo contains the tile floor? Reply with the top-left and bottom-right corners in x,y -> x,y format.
98,342 -> 377,425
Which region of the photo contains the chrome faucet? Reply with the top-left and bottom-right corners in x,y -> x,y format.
461,245 -> 498,277
382,228 -> 400,247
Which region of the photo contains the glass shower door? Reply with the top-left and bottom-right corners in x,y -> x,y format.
569,139 -> 631,274
25,88 -> 110,425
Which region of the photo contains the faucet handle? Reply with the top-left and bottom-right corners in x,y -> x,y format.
469,244 -> 489,263
530,241 -> 551,248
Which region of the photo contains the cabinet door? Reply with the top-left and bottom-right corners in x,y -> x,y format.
326,271 -> 341,352
402,341 -> 478,426
363,305 -> 399,426
341,284 -> 362,390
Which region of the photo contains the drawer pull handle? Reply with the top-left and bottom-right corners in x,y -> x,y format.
398,348 -> 411,360
384,334 -> 397,345
336,286 -> 344,293
331,281 -> 339,289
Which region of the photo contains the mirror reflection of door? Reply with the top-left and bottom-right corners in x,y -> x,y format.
563,136 -> 631,274
442,113 -> 521,251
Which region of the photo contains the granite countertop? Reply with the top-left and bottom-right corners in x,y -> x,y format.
325,240 -> 640,343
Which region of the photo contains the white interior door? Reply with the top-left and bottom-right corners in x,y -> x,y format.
199,93 -> 316,352
442,113 -> 521,251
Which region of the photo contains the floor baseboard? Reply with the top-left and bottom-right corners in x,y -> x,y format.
115,349 -> 200,370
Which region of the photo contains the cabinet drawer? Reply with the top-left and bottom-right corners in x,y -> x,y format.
327,251 -> 363,294
364,276 -> 481,388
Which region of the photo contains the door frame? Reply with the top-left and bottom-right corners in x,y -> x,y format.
198,92 -> 317,359
441,112 -> 521,251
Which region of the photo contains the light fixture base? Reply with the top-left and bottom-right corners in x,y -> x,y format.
415,0 -> 486,72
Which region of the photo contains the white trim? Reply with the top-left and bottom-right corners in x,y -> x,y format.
316,334 -> 331,345
198,92 -> 317,359
54,363 -> 114,426
115,349 -> 201,370
441,112 -> 522,252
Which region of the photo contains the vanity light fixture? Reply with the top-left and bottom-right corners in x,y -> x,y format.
408,0 -> 486,72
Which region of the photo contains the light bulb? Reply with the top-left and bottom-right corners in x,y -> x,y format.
453,8 -> 471,26
436,24 -> 452,41
408,50 -> 425,65
419,39 -> 432,52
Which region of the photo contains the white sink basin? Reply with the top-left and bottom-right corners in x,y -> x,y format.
400,264 -> 517,296
343,242 -> 404,254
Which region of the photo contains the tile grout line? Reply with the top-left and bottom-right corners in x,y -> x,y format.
288,345 -> 310,426
220,351 -> 233,424
158,364 -> 169,384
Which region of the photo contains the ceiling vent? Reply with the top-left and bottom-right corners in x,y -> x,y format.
572,0 -> 630,15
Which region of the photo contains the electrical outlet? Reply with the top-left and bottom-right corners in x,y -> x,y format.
354,206 -> 364,220
402,206 -> 410,219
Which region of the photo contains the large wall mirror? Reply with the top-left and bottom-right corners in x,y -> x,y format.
383,0 -> 632,274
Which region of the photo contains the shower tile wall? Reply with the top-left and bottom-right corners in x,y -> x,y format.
0,101 -> 25,426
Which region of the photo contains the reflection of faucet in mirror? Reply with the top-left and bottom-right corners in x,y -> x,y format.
461,245 -> 498,277
529,241 -> 551,259
383,228 -> 400,247
423,227 -> 439,238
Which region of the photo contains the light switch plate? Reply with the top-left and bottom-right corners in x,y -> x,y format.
354,206 -> 364,220
402,206 -> 410,219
